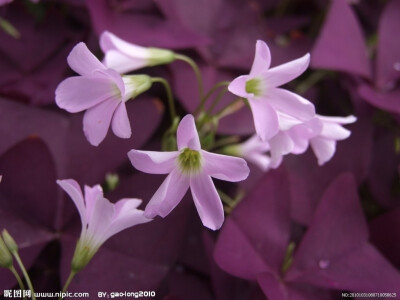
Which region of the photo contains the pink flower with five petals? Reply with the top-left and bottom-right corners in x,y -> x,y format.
128,115 -> 250,230
55,42 -> 151,146
228,40 -> 315,141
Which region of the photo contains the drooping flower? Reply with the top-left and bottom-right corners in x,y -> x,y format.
57,179 -> 151,271
100,31 -> 175,74
128,114 -> 250,230
310,115 -> 357,165
222,135 -> 271,172
55,42 -> 152,146
228,40 -> 315,141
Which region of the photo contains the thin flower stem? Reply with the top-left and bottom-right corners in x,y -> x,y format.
194,81 -> 230,116
207,87 -> 229,115
13,253 -> 36,300
174,54 -> 204,102
59,270 -> 76,300
295,70 -> 327,95
212,136 -> 240,151
215,97 -> 244,117
151,77 -> 176,122
9,265 -> 26,293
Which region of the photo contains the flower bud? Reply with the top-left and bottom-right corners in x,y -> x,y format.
2,229 -> 18,254
0,236 -> 13,268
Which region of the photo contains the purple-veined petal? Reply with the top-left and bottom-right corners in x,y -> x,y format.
310,137 -> 336,166
265,53 -> 310,88
83,98 -> 120,146
103,50 -> 148,74
57,179 -> 86,227
104,198 -> 152,240
202,151 -> 249,182
144,168 -> 190,218
248,99 -> 279,141
67,42 -> 105,76
266,88 -> 315,121
111,102 -> 131,139
228,75 -> 252,98
128,150 -> 178,174
177,114 -> 201,150
249,40 -> 271,77
190,173 -> 224,230
55,76 -> 119,113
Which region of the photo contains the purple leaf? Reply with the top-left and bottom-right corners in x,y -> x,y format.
86,0 -> 208,49
214,167 -> 291,279
311,0 -> 371,78
376,0 -> 400,90
285,173 -> 400,293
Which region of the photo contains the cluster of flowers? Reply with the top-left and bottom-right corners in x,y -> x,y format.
0,30 -> 355,292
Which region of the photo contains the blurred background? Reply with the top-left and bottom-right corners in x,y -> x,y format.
0,0 -> 399,299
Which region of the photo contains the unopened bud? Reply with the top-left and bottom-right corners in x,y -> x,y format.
0,236 -> 13,268
2,229 -> 18,254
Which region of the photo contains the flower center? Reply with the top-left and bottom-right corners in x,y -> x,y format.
245,78 -> 262,96
178,148 -> 202,174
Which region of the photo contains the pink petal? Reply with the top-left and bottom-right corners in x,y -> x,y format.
266,88 -> 315,121
249,40 -> 271,77
83,98 -> 120,146
228,75 -> 251,98
177,114 -> 201,150
57,179 -> 86,227
202,151 -> 249,182
86,196 -> 115,247
265,53 -> 310,88
248,99 -> 279,141
128,150 -> 178,174
320,122 -> 352,140
144,168 -> 190,218
67,42 -> 105,76
190,173 -> 224,230
103,50 -> 148,74
104,198 -> 152,240
111,102 -> 131,139
83,184 -> 104,224
310,137 -> 336,166
269,131 -> 294,163
55,76 -> 119,113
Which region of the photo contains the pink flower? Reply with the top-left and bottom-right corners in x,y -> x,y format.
268,116 -> 323,168
310,115 -> 357,165
57,179 -> 151,271
55,42 -> 152,146
100,31 -> 175,74
128,115 -> 250,230
228,40 -> 315,141
223,135 -> 272,172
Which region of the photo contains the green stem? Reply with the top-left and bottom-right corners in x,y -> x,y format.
151,77 -> 176,122
295,70 -> 327,95
13,253 -> 36,300
174,54 -> 204,103
194,81 -> 230,116
10,265 -> 26,294
206,87 -> 229,116
212,136 -> 240,150
0,17 -> 20,39
215,97 -> 244,118
59,270 -> 76,300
